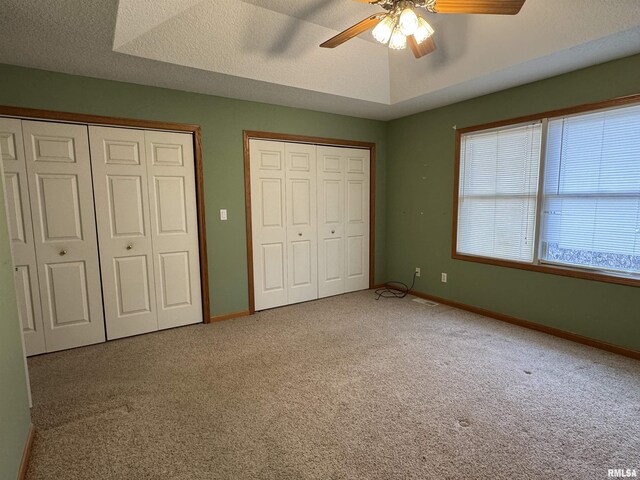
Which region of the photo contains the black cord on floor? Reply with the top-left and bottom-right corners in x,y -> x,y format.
374,271 -> 417,300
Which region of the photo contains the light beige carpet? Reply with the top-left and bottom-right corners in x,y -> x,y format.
26,291 -> 640,479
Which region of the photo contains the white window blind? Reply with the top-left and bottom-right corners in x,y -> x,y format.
457,123 -> 542,262
540,105 -> 640,274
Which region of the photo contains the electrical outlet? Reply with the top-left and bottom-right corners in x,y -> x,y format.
415,267 -> 421,277
441,272 -> 448,283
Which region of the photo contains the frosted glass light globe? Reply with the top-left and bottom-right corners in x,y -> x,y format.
413,17 -> 434,44
399,8 -> 419,36
389,25 -> 407,50
372,15 -> 396,44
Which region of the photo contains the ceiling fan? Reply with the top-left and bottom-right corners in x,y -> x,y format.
320,0 -> 526,59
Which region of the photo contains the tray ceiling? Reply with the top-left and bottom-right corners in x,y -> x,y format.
0,0 -> 639,120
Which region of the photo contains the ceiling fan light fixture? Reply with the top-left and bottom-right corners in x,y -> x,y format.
320,0 -> 527,58
388,24 -> 407,50
413,17 -> 434,44
399,7 -> 419,36
372,14 -> 396,44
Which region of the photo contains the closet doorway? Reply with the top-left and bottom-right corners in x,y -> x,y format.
0,106 -> 210,355
243,131 -> 375,313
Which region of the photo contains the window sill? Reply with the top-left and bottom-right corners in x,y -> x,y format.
452,252 -> 640,288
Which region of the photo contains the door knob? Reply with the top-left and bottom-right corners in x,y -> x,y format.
59,249 -> 67,256
126,244 -> 133,250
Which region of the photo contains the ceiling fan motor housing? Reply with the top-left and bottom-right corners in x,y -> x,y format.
376,0 -> 438,13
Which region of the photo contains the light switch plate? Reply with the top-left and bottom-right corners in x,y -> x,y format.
220,209 -> 227,221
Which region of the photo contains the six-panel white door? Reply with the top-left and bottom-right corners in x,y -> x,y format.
317,146 -> 370,297
317,146 -> 346,298
22,120 -> 106,352
285,143 -> 318,304
145,130 -> 202,329
252,141 -> 370,308
344,148 -> 370,293
250,140 -> 288,311
89,126 -> 158,339
0,118 -> 46,355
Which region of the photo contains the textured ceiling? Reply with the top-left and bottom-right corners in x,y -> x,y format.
0,0 -> 639,120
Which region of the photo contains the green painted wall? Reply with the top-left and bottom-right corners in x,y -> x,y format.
0,64 -> 388,316
0,167 -> 31,478
386,54 -> 640,351
0,50 -> 639,480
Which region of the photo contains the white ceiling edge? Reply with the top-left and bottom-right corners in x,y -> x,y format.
5,52 -> 393,120
112,0 -> 203,50
107,26 -> 640,122
114,0 -> 391,104
388,1 -> 640,104
3,38 -> 639,124
388,27 -> 640,120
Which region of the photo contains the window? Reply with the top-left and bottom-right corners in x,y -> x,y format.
454,98 -> 640,285
457,123 -> 542,262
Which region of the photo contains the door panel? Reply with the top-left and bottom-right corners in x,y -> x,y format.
36,174 -> 83,241
291,241 -> 311,287
154,176 -> 187,234
347,235 -> 364,277
323,237 -> 343,281
317,146 -> 346,298
104,140 -> 141,165
344,149 -> 370,292
108,176 -> 145,237
159,251 -> 192,308
323,180 -> 342,224
285,143 -> 317,304
317,146 -> 370,297
31,135 -> 77,163
290,180 -> 310,225
45,261 -> 90,326
0,118 -> 46,355
260,179 -> 284,227
146,130 -> 202,329
261,243 -> 285,292
89,126 -> 158,339
5,172 -> 26,243
114,255 -> 152,316
23,120 -> 105,352
150,143 -> 184,166
250,140 -> 288,310
347,181 -> 364,223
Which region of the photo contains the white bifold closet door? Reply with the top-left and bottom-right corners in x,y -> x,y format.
0,118 -> 46,355
89,126 -> 158,339
250,140 -> 318,311
317,146 -> 370,297
22,120 -> 106,351
145,130 -> 202,330
285,143 -> 318,305
250,139 -> 369,311
90,127 -> 202,337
